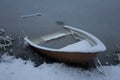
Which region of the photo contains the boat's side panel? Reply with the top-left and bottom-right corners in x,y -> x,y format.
31,46 -> 97,64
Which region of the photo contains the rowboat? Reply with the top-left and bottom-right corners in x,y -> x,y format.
24,25 -> 106,64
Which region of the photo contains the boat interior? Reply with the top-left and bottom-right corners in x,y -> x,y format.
30,28 -> 96,49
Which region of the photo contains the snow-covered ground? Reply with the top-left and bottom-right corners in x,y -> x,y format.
0,54 -> 120,80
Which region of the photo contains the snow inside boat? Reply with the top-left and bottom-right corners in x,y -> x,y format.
24,25 -> 106,64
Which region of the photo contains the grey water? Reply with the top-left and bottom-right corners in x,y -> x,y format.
0,0 -> 120,66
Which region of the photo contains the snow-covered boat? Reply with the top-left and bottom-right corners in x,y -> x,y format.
24,25 -> 106,64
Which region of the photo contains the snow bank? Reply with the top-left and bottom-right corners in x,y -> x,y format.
0,28 -> 14,50
0,54 -> 120,80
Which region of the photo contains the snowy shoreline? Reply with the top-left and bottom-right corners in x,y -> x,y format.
0,54 -> 120,80
1,28 -> 120,80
